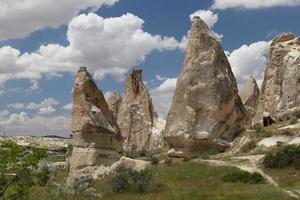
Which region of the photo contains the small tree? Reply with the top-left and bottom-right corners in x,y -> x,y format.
0,140 -> 48,199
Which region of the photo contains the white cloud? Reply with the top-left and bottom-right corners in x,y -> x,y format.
155,74 -> 167,81
7,103 -> 25,109
150,78 -> 177,119
0,111 -> 70,136
0,0 -> 119,40
227,41 -> 271,88
29,80 -> 39,91
62,103 -> 73,110
211,0 -> 300,10
0,90 -> 3,96
7,98 -> 60,115
38,106 -> 56,114
0,13 -> 182,86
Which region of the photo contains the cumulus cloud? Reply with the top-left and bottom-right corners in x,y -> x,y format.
150,78 -> 177,119
7,98 -> 60,115
0,0 -> 119,40
62,103 -> 73,110
0,13 -> 182,86
227,41 -> 271,88
0,111 -> 70,136
7,103 -> 25,109
211,0 -> 300,10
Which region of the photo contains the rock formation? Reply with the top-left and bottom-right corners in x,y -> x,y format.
67,66 -> 123,184
253,33 -> 300,126
240,76 -> 260,118
164,16 -> 250,158
106,91 -> 122,121
117,69 -> 164,153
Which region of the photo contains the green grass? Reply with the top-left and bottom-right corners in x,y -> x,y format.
264,167 -> 300,190
28,161 -> 295,200
96,162 -> 292,200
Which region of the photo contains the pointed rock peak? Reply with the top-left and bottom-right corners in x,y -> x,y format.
129,68 -> 144,96
272,33 -> 296,46
190,16 -> 210,37
107,91 -> 122,103
72,66 -> 119,134
240,76 -> 260,107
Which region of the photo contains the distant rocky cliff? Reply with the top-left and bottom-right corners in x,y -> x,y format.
164,16 -> 250,157
253,33 -> 300,126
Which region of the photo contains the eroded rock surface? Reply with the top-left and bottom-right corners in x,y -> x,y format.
67,66 -> 123,184
240,76 -> 260,118
253,33 -> 300,126
106,91 -> 122,121
117,69 -> 164,153
164,16 -> 250,157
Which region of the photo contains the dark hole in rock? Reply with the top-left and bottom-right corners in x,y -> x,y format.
263,116 -> 275,127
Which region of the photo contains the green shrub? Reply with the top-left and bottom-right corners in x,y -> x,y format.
263,145 -> 300,168
125,150 -> 153,158
150,156 -> 159,165
111,166 -> 159,194
222,169 -> 265,184
164,158 -> 173,166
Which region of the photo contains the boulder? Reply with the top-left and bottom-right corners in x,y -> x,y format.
117,69 -> 164,153
253,33 -> 300,126
67,66 -> 123,184
164,16 -> 250,158
240,76 -> 260,118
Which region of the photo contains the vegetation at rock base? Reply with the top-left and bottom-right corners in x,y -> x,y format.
0,139 -> 48,199
263,144 -> 300,169
110,166 -> 159,194
222,169 -> 265,184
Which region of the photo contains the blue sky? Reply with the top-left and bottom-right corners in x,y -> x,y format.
0,0 -> 300,136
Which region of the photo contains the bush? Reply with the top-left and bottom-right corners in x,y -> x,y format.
164,158 -> 173,166
111,166 -> 159,194
263,145 -> 300,168
150,156 -> 159,165
125,150 -> 153,158
223,169 -> 265,184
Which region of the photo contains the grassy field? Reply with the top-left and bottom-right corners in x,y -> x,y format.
264,167 -> 300,192
30,161 -> 294,200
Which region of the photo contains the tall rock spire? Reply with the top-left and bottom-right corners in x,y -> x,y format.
253,33 -> 300,126
240,76 -> 260,118
164,17 -> 250,158
67,66 -> 122,184
117,69 -> 164,153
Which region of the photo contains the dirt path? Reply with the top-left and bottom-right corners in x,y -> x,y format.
192,155 -> 299,199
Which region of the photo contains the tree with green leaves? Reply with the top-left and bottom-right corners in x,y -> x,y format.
0,140 -> 48,200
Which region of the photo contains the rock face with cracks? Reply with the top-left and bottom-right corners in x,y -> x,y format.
253,33 -> 300,127
164,16 -> 250,158
67,66 -> 123,184
106,91 -> 122,121
240,76 -> 260,119
117,69 -> 164,153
